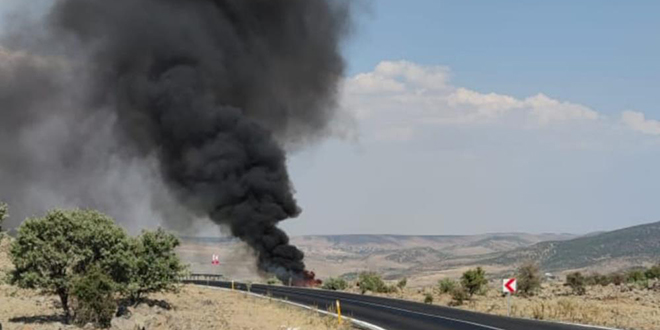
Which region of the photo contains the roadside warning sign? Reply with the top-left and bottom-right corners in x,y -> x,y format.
503,278 -> 517,294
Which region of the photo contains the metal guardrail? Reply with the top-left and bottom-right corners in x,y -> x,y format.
181,273 -> 226,282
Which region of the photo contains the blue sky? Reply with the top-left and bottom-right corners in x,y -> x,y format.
283,0 -> 660,236
1,1 -> 659,236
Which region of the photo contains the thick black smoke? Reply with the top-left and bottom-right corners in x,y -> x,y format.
0,0 -> 350,282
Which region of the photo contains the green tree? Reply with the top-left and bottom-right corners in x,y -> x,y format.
322,277 -> 349,291
122,228 -> 186,303
9,209 -> 130,321
0,201 -> 8,232
516,262 -> 542,296
71,266 -> 117,328
565,272 -> 586,295
461,267 -> 488,297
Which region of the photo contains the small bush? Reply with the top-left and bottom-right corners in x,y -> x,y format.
357,272 -> 388,294
626,269 -> 647,283
322,277 -> 348,291
645,265 -> 660,280
397,278 -> 408,290
585,272 -> 610,286
438,278 -> 456,294
565,272 -> 586,295
449,286 -> 469,306
266,277 -> 279,285
423,293 -> 434,304
608,272 -> 625,286
516,262 -> 541,296
461,267 -> 487,297
71,267 -> 117,328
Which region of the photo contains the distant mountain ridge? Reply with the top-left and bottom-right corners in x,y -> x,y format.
485,221 -> 660,271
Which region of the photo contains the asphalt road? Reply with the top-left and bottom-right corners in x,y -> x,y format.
185,279 -> 613,330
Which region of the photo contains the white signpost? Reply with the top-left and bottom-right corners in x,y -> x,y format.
502,278 -> 517,317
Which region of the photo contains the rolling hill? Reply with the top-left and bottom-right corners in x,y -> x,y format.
485,221 -> 660,271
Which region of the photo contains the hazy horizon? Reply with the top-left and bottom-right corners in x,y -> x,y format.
2,1 -> 659,237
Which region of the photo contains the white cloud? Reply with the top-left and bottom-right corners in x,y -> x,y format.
621,111 -> 660,136
341,61 -> 601,141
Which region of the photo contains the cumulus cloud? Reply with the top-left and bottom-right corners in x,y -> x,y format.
341,60 -> 601,141
621,111 -> 660,136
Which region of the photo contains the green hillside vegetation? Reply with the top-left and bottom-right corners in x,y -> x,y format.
487,221 -> 660,271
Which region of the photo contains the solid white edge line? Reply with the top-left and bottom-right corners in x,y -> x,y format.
272,286 -> 623,330
277,288 -> 505,330
192,284 -> 387,330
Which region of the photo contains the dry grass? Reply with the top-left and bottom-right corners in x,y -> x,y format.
342,279 -> 660,330
0,283 -> 351,330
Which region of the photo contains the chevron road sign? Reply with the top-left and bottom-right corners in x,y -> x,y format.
503,278 -> 517,294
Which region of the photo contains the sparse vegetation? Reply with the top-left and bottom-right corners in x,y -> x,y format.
423,292 -> 434,304
645,264 -> 660,280
461,267 -> 487,297
516,262 -> 542,296
322,277 -> 349,291
438,278 -> 457,294
626,269 -> 647,283
397,277 -> 408,290
565,272 -> 586,295
357,272 -> 395,294
449,286 -> 469,306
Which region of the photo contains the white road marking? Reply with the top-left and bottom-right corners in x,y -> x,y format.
268,286 -> 507,330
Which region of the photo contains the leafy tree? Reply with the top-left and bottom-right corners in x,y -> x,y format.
122,228 -> 187,303
461,267 -> 487,297
516,262 -> 542,296
438,278 -> 457,294
9,209 -> 130,321
71,266 -> 117,328
565,272 -> 586,295
0,201 -> 8,232
322,277 -> 349,291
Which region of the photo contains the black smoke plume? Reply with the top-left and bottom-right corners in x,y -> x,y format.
0,0 -> 350,283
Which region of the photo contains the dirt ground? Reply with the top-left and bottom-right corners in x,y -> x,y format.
345,280 -> 660,330
0,284 -> 352,330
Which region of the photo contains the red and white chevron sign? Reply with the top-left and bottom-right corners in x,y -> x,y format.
502,278 -> 517,293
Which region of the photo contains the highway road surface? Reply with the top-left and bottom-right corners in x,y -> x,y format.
184,278 -> 616,330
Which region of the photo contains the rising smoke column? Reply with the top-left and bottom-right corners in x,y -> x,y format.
0,0 -> 350,283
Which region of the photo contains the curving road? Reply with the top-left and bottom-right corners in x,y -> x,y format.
184,278 -> 615,330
